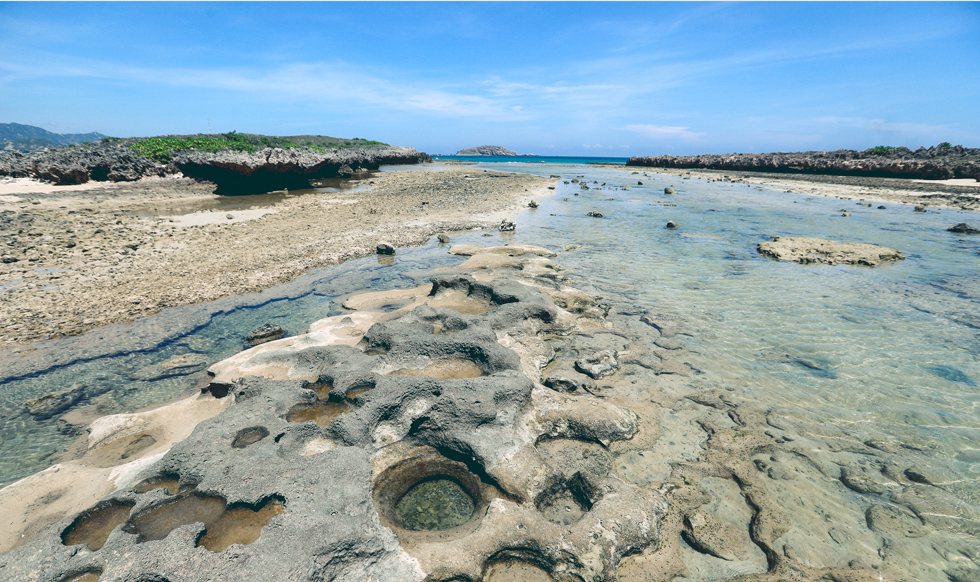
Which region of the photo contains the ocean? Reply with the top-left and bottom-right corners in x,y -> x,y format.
432,155 -> 629,165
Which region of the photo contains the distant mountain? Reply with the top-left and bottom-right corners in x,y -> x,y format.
454,145 -> 536,156
1,122 -> 108,153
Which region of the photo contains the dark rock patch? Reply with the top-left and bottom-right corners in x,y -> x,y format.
245,323 -> 283,346
948,223 -> 980,235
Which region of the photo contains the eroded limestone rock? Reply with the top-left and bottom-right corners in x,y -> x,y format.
757,236 -> 904,266
0,252 -> 666,582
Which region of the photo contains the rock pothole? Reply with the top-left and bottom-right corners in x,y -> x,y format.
394,477 -> 476,531
230,426 -> 269,449
286,400 -> 356,428
534,472 -> 602,526
374,451 -> 488,539
284,381 -> 358,428
123,493 -> 283,552
61,499 -> 135,551
485,559 -> 555,582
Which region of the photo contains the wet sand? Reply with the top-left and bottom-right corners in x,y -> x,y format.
0,168 -> 553,347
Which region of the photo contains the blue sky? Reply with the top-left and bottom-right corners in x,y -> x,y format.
1,2 -> 977,156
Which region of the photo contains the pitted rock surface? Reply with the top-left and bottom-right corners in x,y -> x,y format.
0,269 -> 666,582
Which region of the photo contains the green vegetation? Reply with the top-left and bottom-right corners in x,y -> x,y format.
129,134 -> 258,162
126,131 -> 390,162
939,142 -> 952,149
865,145 -> 896,154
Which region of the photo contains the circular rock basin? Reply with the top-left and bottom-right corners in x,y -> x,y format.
394,477 -> 475,531
374,452 -> 486,538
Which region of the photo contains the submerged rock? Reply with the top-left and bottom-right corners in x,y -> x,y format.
948,223 -> 980,234
131,353 -> 210,381
757,236 -> 904,266
244,323 -> 284,346
24,385 -> 87,419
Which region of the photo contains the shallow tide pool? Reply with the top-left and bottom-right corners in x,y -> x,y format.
1,163 -> 978,553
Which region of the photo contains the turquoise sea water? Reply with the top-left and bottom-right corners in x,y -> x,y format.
1,161 -> 978,527
432,155 -> 628,165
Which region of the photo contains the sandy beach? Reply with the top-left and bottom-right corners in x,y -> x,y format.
0,168 -> 553,347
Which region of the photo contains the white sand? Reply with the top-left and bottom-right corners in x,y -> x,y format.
0,177 -> 112,195
163,208 -> 279,227
912,178 -> 980,187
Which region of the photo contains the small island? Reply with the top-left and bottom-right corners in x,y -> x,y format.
454,145 -> 536,157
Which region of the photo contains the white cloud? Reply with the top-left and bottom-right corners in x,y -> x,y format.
625,124 -> 705,141
0,52 -> 518,120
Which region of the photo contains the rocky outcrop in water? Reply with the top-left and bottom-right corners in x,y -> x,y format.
758,236 -> 905,266
0,140 -> 431,193
627,145 -> 980,180
948,223 -> 980,235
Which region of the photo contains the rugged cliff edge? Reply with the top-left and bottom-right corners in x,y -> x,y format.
0,135 -> 431,194
627,145 -> 980,181
172,145 -> 430,194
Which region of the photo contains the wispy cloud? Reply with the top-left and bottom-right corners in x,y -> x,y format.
0,51 -> 519,119
625,124 -> 705,141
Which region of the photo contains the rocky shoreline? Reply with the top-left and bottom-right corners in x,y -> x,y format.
0,168 -> 551,347
627,145 -> 980,181
1,246 -> 955,581
0,139 -> 431,194
614,165 -> 980,211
